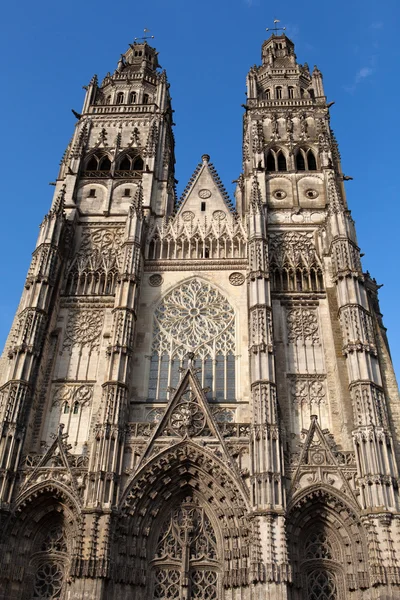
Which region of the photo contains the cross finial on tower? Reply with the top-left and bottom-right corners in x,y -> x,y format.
134,28 -> 155,43
266,19 -> 286,35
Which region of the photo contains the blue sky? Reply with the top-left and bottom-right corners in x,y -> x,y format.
1,0 -> 399,378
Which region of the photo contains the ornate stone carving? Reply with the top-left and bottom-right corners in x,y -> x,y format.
63,310 -> 104,349
286,307 -> 320,343
229,272 -> 245,286
169,394 -> 206,437
211,407 -> 235,422
181,210 -> 195,222
305,188 -> 318,199
290,376 -> 326,407
52,383 -> 93,409
198,188 -> 211,199
152,278 -> 235,359
65,226 -> 124,296
273,189 -> 287,200
149,273 -> 163,287
269,231 -> 318,268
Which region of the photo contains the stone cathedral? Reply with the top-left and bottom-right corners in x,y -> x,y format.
0,30 -> 399,600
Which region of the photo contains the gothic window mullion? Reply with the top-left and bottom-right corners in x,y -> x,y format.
181,531 -> 191,600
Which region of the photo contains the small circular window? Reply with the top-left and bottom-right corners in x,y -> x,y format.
305,189 -> 319,199
273,189 -> 287,200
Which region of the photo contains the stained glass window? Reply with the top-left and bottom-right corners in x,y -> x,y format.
149,279 -> 236,401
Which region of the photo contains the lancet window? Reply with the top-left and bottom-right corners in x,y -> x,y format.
148,279 -> 236,401
116,152 -> 144,174
269,231 -> 324,292
84,153 -> 112,174
266,148 -> 287,172
296,147 -> 317,171
151,498 -> 220,600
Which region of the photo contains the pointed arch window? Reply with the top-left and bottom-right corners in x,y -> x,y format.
151,499 -> 220,600
266,148 -> 287,172
86,156 -> 98,171
116,92 -> 124,105
129,91 -> 137,104
277,151 -> 287,171
266,151 -> 276,171
296,150 -> 306,170
296,147 -> 318,171
276,86 -> 283,99
84,153 -> 112,174
99,156 -> 111,171
265,88 -> 271,100
143,93 -> 149,104
133,156 -> 144,170
148,279 -> 236,402
308,150 -> 317,170
116,152 -> 144,174
288,86 -> 295,98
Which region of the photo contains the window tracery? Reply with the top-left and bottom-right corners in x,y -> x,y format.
33,562 -> 65,598
64,226 -> 124,297
307,570 -> 338,600
269,232 -> 324,292
146,212 -> 247,261
84,153 -> 112,175
266,148 -> 287,172
31,522 -> 69,599
151,499 -> 220,600
296,147 -> 318,171
116,152 -> 144,174
148,279 -> 236,401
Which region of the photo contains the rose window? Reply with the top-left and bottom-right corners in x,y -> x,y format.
33,562 -> 64,598
148,279 -> 236,402
170,398 -> 206,437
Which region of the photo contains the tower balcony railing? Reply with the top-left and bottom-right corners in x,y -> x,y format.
81,170 -> 143,179
89,104 -> 156,115
248,98 -> 318,108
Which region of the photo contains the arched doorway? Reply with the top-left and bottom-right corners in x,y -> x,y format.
286,490 -> 369,599
0,487 -> 79,600
150,497 -> 220,599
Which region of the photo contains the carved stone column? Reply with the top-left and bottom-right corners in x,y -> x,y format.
247,175 -> 289,590
0,187 -> 67,506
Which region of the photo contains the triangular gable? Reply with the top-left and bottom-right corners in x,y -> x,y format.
19,424 -> 80,498
290,415 -> 358,503
176,154 -> 235,216
135,367 -> 241,475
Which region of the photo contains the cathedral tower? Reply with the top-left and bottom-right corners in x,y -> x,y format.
0,32 -> 399,600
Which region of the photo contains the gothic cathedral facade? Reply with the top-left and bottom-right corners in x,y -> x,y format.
0,33 -> 399,600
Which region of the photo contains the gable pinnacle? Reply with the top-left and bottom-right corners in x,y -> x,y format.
130,181 -> 144,216
250,174 -> 263,212
51,184 -> 66,216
